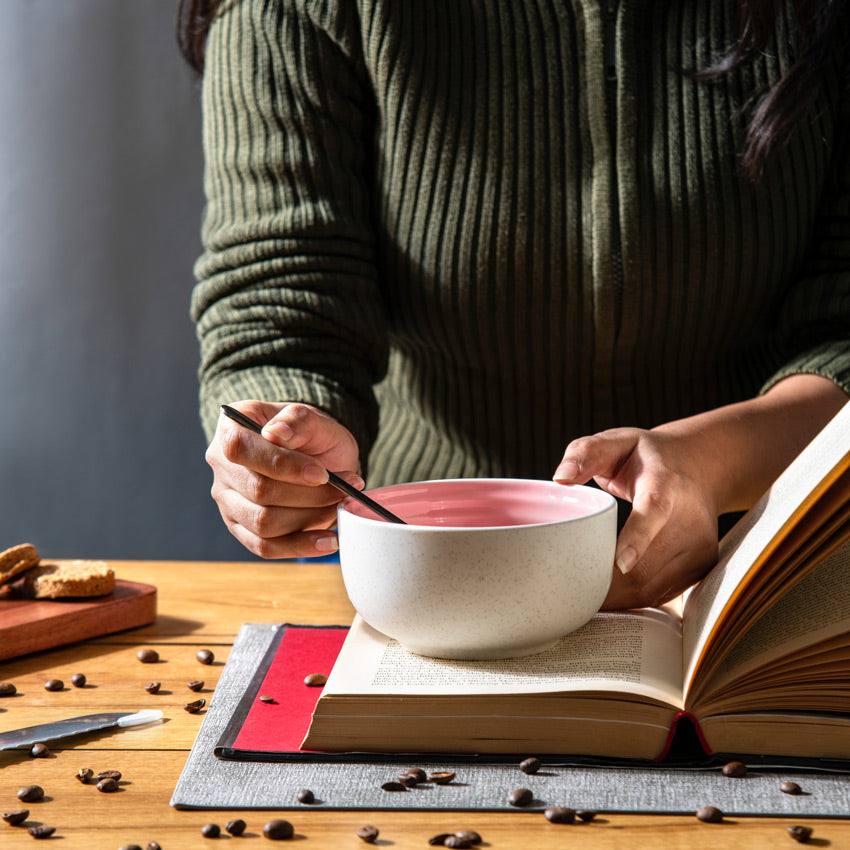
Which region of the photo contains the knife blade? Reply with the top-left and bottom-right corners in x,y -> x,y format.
0,709 -> 162,750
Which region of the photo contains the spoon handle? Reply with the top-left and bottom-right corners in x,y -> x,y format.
219,405 -> 406,524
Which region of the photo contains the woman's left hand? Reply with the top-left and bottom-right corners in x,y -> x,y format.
552,428 -> 719,610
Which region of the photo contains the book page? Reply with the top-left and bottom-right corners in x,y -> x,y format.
323,609 -> 684,708
682,402 -> 850,694
706,540 -> 850,689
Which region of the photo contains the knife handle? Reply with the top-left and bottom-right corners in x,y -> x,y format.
117,710 -> 163,727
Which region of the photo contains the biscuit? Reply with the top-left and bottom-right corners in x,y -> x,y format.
0,543 -> 39,585
20,560 -> 115,599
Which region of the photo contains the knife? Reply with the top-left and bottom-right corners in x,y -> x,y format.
0,709 -> 162,750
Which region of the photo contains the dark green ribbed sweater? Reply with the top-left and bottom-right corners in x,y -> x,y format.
191,0 -> 850,487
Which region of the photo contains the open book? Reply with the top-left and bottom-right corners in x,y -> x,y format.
303,403 -> 850,761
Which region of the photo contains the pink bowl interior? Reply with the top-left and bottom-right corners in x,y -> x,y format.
341,478 -> 612,529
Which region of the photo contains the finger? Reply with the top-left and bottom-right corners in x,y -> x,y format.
613,472 -> 675,575
602,543 -> 715,610
215,486 -> 340,539
217,464 -> 364,509
218,419 -> 333,486
553,429 -> 640,485
228,521 -> 341,559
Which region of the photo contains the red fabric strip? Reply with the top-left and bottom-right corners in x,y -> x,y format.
232,626 -> 348,753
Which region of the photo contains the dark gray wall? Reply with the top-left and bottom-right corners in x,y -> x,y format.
0,0 -> 248,560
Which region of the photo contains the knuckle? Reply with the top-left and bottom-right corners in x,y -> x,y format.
566,435 -> 594,460
284,402 -> 312,421
204,445 -> 217,468
253,536 -> 278,559
643,486 -> 672,515
252,505 -> 277,538
221,427 -> 244,463
247,473 -> 273,505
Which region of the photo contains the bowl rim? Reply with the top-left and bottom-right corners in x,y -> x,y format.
337,477 -> 617,532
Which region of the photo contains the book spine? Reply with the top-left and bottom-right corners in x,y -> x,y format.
654,710 -> 714,761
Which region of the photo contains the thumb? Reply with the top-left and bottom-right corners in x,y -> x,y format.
261,402 -> 351,455
553,429 -> 639,485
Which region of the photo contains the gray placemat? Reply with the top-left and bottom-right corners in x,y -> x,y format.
171,624 -> 850,815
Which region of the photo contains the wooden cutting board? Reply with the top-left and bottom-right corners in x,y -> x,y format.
0,580 -> 157,661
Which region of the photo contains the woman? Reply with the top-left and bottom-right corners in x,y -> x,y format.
180,1 -> 849,609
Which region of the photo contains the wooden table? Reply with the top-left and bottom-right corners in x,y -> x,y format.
0,560 -> 844,848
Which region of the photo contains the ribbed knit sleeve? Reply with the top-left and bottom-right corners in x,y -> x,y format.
761,103 -> 850,398
190,0 -> 388,470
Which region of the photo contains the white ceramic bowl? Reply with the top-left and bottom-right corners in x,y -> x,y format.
336,478 -> 617,660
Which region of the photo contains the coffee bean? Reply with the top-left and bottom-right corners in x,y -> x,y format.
259,694 -> 275,703
197,649 -> 215,665
44,678 -> 63,692
201,823 -> 221,838
576,810 -> 597,822
96,777 -> 119,793
787,825 -> 814,843
76,767 -> 93,784
304,673 -> 327,687
508,787 -> 533,807
0,682 -> 16,697
403,767 -> 427,783
70,673 -> 87,688
454,830 -> 482,845
296,788 -> 315,804
428,835 -> 452,846
28,825 -> 55,839
17,785 -> 44,803
381,781 -> 407,792
519,757 -> 541,775
444,838 -> 470,849
184,698 -> 206,714
147,843 -> 162,850
30,743 -> 49,758
722,760 -> 747,778
2,809 -> 29,826
356,825 -> 379,843
94,770 -> 122,782
145,682 -> 161,694
263,819 -> 294,840
187,680 -> 204,692
137,649 -> 159,663
398,773 -> 419,788
544,805 -> 576,823
225,818 -> 246,836
695,805 -> 723,823
780,780 -> 803,795
428,771 -> 456,785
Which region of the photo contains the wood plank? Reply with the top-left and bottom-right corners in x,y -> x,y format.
0,580 -> 156,660
0,750 -> 843,850
88,560 -> 354,643
0,642 -> 227,750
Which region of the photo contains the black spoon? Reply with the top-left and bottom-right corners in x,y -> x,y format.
219,405 -> 406,524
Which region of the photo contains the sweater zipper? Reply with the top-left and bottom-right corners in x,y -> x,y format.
602,0 -> 623,326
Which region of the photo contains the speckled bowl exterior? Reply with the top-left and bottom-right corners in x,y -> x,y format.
336,478 -> 617,660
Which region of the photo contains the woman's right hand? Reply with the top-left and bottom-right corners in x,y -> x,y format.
205,400 -> 365,558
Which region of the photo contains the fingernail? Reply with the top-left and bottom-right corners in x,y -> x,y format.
263,421 -> 294,441
315,535 -> 338,552
303,463 -> 329,485
616,546 -> 637,575
349,475 -> 366,490
553,460 -> 579,481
